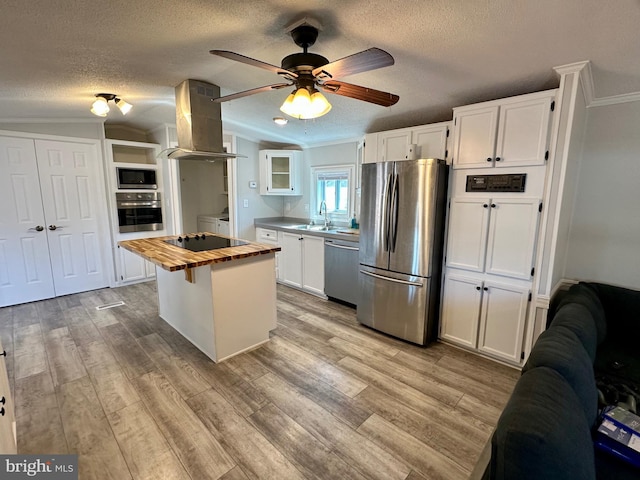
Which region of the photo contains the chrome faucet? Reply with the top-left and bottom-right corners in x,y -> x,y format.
319,200 -> 330,228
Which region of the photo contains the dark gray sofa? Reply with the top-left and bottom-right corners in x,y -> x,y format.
487,282 -> 640,479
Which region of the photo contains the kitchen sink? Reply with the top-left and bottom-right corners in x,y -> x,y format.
295,224 -> 332,231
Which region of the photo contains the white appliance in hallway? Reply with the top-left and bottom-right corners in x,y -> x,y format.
0,136 -> 110,306
197,214 -> 229,235
358,158 -> 448,345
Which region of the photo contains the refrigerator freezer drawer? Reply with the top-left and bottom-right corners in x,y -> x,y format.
357,266 -> 437,345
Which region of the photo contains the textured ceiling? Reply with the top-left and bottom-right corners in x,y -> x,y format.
1,0 -> 640,146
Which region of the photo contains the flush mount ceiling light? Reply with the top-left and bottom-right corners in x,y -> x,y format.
273,117 -> 288,125
90,93 -> 133,117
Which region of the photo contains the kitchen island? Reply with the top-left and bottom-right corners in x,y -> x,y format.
119,233 -> 280,362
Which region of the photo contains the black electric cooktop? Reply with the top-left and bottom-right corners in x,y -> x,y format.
164,234 -> 248,252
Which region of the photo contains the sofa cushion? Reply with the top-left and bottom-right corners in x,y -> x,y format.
548,303 -> 598,362
587,282 -> 640,344
554,282 -> 607,345
523,326 -> 598,425
491,367 -> 596,480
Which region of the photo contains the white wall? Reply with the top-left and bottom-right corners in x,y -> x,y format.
564,101 -> 640,289
288,141 -> 359,223
235,137 -> 283,240
178,160 -> 228,233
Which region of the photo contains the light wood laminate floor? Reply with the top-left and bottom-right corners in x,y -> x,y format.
1,282 -> 518,479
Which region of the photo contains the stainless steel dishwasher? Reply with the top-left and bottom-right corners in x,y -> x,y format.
324,238 -> 359,307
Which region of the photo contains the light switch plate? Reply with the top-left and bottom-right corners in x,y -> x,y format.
243,199 -> 249,208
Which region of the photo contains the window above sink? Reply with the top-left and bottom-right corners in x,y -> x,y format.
311,164 -> 355,225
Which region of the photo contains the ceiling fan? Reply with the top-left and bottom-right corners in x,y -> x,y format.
209,22 -> 399,119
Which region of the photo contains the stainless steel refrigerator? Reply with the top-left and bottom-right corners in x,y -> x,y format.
358,158 -> 448,345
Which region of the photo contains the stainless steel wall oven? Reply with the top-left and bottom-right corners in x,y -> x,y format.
116,192 -> 163,233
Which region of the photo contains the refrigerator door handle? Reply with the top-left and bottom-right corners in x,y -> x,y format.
390,172 -> 400,252
383,172 -> 394,252
360,269 -> 424,287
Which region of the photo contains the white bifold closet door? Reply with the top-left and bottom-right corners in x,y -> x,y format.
0,136 -> 109,307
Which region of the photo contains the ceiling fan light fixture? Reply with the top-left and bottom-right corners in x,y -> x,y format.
115,97 -> 133,115
90,96 -> 110,116
280,92 -> 296,116
308,91 -> 331,118
280,87 -> 331,120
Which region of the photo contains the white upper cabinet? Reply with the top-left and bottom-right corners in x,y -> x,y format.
364,122 -> 450,163
446,197 -> 541,280
451,90 -> 555,169
259,150 -> 302,195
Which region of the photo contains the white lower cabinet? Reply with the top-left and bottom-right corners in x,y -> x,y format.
118,245 -> 155,284
279,231 -> 324,296
441,273 -> 529,364
256,228 -> 280,280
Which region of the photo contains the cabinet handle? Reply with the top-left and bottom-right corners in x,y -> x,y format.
0,350 -> 5,357
476,286 -> 481,291
486,157 -> 493,162
483,204 -> 489,208
0,407 -> 4,416
495,157 -> 501,162
0,397 -> 4,405
483,287 -> 489,291
491,203 -> 496,208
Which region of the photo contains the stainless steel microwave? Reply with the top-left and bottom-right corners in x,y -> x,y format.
116,167 -> 158,189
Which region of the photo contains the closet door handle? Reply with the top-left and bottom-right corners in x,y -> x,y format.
28,225 -> 44,232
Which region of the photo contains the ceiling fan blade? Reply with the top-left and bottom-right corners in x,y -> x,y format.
210,50 -> 298,79
321,80 -> 399,107
213,83 -> 292,103
312,48 -> 394,79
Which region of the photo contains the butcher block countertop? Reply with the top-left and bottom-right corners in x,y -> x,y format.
119,234 -> 281,272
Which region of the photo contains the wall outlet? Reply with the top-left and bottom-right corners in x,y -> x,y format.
243,199 -> 249,208
249,181 -> 257,188
304,203 -> 309,212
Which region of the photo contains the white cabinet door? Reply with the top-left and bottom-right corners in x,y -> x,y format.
363,133 -> 378,164
452,93 -> 554,169
302,235 -> 324,296
446,198 -> 491,272
280,232 -> 302,288
440,274 -> 483,348
485,198 -> 540,280
0,137 -> 55,307
451,106 -> 499,169
259,150 -> 301,195
145,260 -> 156,279
412,124 -> 448,160
35,140 -> 108,296
495,96 -> 552,168
478,281 -> 529,363
377,128 -> 412,161
119,246 -> 147,283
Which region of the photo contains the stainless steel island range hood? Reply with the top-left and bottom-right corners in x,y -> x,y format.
160,79 -> 244,161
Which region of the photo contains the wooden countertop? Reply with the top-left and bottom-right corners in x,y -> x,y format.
119,233 -> 281,272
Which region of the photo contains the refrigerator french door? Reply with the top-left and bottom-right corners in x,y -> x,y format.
358,158 -> 448,345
